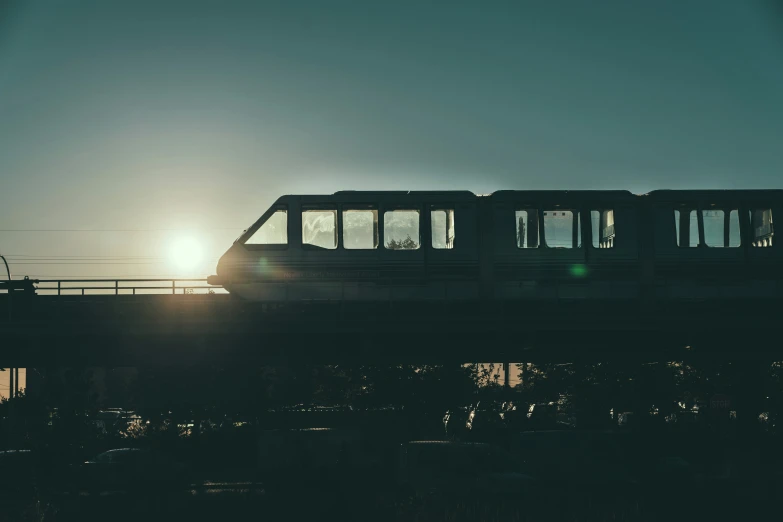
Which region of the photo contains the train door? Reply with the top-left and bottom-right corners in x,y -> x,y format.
536,205 -> 588,299
293,202 -> 342,300
339,202 -> 383,301
653,200 -> 745,300
746,201 -> 781,301
584,204 -> 640,300
492,199 -> 586,300
427,201 -> 479,300
378,200 -> 426,299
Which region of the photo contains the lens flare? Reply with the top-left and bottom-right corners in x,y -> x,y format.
570,264 -> 588,278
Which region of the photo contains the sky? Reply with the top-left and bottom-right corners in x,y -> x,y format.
1,0 -> 783,280
1,369 -> 25,401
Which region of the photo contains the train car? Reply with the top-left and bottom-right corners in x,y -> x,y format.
484,190 -> 639,301
211,191 -> 479,301
209,189 -> 781,304
646,189 -> 782,302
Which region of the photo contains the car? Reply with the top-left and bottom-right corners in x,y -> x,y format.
0,450 -> 39,507
510,430 -> 637,486
78,448 -> 187,492
510,429 -> 699,492
397,441 -> 535,496
0,449 -> 35,488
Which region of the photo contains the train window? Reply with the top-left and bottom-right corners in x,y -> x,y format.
590,210 -> 615,248
674,209 -> 699,247
703,209 -> 740,248
302,209 -> 337,249
750,208 -> 774,247
384,210 -> 420,250
431,209 -> 455,249
543,210 -> 581,248
246,209 -> 287,245
515,210 -> 539,248
343,209 -> 379,249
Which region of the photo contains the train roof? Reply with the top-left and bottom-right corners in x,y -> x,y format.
491,190 -> 636,203
645,189 -> 783,202
332,190 -> 476,196
273,189 -> 783,205
279,191 -> 478,205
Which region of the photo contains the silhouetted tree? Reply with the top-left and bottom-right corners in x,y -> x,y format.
386,235 -> 418,250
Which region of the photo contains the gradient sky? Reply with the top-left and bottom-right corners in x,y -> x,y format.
1,0 -> 782,279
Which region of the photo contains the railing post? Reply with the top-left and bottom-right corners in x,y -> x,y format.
172,280 -> 175,295
58,281 -> 61,296
81,288 -> 85,296
133,288 -> 136,295
115,280 -> 119,295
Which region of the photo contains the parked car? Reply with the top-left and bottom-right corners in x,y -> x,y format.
510,430 -> 697,491
397,441 -> 534,496
78,448 -> 187,492
0,450 -> 36,495
511,430 -> 635,485
257,428 -> 371,489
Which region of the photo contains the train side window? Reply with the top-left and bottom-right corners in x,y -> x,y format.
343,209 -> 379,249
543,210 -> 581,248
674,209 -> 698,247
703,209 -> 740,248
750,208 -> 774,247
384,210 -> 420,250
246,209 -> 287,245
590,210 -> 615,248
431,209 -> 455,249
302,209 -> 337,249
515,210 -> 539,248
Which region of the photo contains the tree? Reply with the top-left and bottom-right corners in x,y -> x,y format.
386,235 -> 418,250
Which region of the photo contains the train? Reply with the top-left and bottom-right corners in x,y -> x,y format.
208,190 -> 780,303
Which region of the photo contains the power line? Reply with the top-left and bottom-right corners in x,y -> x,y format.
13,274 -> 211,278
5,255 -> 167,259
5,256 -> 220,261
0,228 -> 243,232
9,262 -> 166,265
9,256 -> 222,258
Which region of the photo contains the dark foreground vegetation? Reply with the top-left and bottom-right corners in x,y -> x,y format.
2,361 -> 783,521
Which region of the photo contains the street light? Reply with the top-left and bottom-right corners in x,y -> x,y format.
0,254 -> 14,398
0,254 -> 9,281
1,254 -> 10,323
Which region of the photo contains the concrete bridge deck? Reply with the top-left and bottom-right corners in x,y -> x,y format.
1,290 -> 780,365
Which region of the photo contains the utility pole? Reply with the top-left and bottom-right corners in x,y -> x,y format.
9,367 -> 14,399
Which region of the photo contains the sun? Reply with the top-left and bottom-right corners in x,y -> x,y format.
168,237 -> 203,274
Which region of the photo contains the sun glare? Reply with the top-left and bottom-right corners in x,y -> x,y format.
169,237 -> 203,274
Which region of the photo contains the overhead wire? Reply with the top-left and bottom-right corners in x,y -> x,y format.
3,254 -> 220,266
2,228 -> 227,275
5,255 -> 167,259
5,255 -> 217,261
0,225 -> 244,231
12,274 -> 211,278
10,262 -> 166,265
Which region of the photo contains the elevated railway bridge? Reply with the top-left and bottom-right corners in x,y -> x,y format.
1,277 -> 780,367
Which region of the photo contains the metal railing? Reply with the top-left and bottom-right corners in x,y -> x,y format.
31,278 -> 226,296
